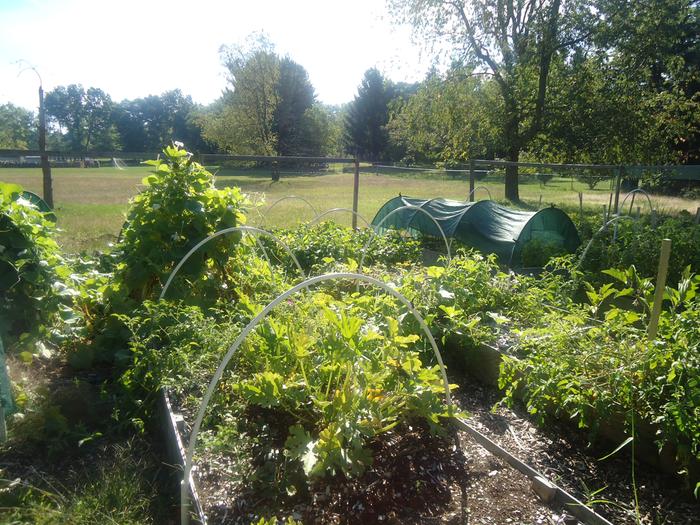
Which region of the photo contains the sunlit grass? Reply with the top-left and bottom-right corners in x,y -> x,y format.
1,165 -> 697,253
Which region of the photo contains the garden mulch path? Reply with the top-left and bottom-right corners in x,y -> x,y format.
179,372 -> 700,525
453,379 -> 700,525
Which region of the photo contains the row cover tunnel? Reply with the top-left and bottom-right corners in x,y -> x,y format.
371,196 -> 582,268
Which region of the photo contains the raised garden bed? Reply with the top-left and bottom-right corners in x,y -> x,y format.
163,386 -> 615,525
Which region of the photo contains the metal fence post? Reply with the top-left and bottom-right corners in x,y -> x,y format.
613,166 -> 623,215
352,158 -> 360,229
469,159 -> 475,202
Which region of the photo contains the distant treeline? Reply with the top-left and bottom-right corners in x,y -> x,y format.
1,1 -> 698,199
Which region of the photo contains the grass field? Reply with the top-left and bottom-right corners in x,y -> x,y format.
2,165 -> 698,253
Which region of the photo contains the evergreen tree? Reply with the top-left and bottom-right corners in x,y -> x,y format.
343,68 -> 394,161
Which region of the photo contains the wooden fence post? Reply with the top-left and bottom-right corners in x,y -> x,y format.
352,158 -> 360,229
38,84 -> 53,208
602,204 -> 607,223
469,159 -> 475,202
647,238 -> 672,340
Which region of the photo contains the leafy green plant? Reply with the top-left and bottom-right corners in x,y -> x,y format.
260,221 -> 422,274
68,144 -> 253,367
116,143 -> 250,302
499,268 -> 700,488
0,183 -> 75,352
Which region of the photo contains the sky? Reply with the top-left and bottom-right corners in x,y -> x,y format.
0,0 -> 433,112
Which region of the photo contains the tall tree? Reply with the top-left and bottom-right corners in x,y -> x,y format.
114,90 -> 209,152
203,34 -> 329,170
0,103 -> 36,149
204,35 -> 281,155
388,68 -> 500,165
44,84 -> 118,152
344,68 -> 394,160
388,0 -> 594,201
273,57 -> 317,155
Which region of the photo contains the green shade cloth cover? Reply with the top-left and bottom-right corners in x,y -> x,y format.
371,196 -> 581,267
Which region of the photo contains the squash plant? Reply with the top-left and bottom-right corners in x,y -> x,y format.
0,183 -> 74,352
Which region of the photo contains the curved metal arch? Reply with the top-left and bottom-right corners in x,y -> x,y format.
159,226 -> 306,301
577,215 -> 635,270
307,207 -> 371,228
180,272 -> 453,524
467,185 -> 493,201
359,204 -> 452,273
619,188 -> 655,219
261,195 -> 319,225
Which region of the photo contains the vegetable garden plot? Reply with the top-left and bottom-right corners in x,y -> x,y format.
143,275 -> 607,525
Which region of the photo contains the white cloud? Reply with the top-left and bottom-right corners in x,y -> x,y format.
0,0 -> 430,110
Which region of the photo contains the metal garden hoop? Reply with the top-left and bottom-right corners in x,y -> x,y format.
577,215 -> 636,271
358,205 -> 452,274
260,195 -> 319,226
467,186 -> 493,201
180,272 -> 453,524
159,226 -> 306,301
307,208 -> 371,228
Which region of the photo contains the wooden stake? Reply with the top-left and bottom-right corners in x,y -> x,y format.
695,206 -> 700,225
352,158 -> 360,229
647,238 -> 672,340
602,204 -> 607,222
538,195 -> 542,209
578,192 -> 583,219
636,206 -> 641,219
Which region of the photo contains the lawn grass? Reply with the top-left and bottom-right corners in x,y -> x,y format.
2,165 -> 698,253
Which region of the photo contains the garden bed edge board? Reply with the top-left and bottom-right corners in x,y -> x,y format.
160,388 -> 207,525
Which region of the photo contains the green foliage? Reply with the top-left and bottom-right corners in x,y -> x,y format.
521,238 -> 568,268
66,144 -> 251,368
0,183 -> 74,350
234,294 -> 454,480
580,214 -> 700,286
499,268 -> 700,484
0,103 -> 36,150
387,69 -> 500,165
116,144 -> 249,302
44,84 -> 119,152
121,291 -> 455,491
344,68 -> 395,160
261,221 -> 422,274
202,34 -> 331,161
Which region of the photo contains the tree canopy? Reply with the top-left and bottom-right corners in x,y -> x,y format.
0,103 -> 36,149
44,84 -> 118,152
343,68 -> 397,161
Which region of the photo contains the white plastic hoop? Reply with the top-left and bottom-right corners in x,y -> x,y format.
467,186 -> 493,201
577,215 -> 635,270
618,188 -> 655,220
307,208 -> 371,228
261,195 -> 319,226
159,226 -> 306,301
359,205 -> 452,273
180,272 -> 453,524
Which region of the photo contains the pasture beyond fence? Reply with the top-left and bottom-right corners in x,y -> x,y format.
1,149 -> 699,230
